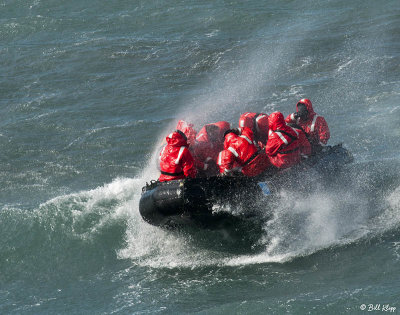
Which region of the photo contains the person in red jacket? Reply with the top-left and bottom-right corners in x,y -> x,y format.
158,130 -> 197,182
238,112 -> 269,147
192,121 -> 230,176
217,127 -> 271,177
285,98 -> 330,152
266,112 -> 301,169
156,120 -> 197,172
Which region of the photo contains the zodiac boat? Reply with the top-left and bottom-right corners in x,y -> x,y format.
139,144 -> 353,229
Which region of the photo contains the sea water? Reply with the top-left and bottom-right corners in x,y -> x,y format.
1,0 -> 399,313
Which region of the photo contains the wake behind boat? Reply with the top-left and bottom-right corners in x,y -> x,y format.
139,144 -> 354,229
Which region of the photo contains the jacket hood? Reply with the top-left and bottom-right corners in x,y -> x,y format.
239,113 -> 254,129
296,98 -> 315,117
215,121 -> 231,138
268,112 -> 287,131
196,121 -> 231,144
239,113 -> 269,133
223,131 -> 238,150
239,126 -> 254,140
166,131 -> 188,147
176,120 -> 196,145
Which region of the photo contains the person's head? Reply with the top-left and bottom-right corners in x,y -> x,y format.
239,113 -> 268,136
166,130 -> 188,146
224,128 -> 239,137
175,129 -> 187,141
267,112 -> 286,131
296,98 -> 313,121
223,129 -> 239,149
239,114 -> 253,130
205,124 -> 220,143
296,103 -> 309,120
176,120 -> 196,145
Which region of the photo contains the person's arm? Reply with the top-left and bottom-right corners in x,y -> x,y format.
285,113 -> 297,124
217,149 -> 236,175
317,117 -> 330,145
265,135 -> 281,157
181,148 -> 197,178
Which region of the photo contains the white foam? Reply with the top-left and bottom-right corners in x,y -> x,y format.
28,167 -> 399,269
34,177 -> 143,241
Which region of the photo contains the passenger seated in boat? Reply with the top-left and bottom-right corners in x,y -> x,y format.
217,127 -> 271,177
158,130 -> 197,182
156,120 -> 197,172
238,112 -> 269,148
287,122 -> 312,159
285,98 -> 330,154
266,112 -> 301,169
192,121 -> 230,176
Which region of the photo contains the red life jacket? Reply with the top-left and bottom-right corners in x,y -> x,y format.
266,112 -> 300,169
285,98 -> 330,146
158,131 -> 196,182
217,127 -> 271,177
238,112 -> 269,147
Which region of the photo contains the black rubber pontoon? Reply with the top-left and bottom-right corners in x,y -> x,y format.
139,144 -> 353,228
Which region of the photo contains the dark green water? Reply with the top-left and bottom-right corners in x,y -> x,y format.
1,0 -> 399,313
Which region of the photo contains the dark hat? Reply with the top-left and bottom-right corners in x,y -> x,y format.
175,129 -> 187,142
223,128 -> 239,138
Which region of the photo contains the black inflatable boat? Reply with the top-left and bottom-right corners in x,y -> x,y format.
139,144 -> 353,229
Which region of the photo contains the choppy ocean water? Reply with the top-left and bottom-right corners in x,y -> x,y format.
1,0 -> 399,313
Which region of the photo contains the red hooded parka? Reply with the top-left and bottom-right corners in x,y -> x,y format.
176,120 -> 197,146
266,112 -> 301,169
285,99 -> 330,146
218,127 -> 271,177
159,131 -> 197,182
238,112 -> 269,147
192,121 -> 230,174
